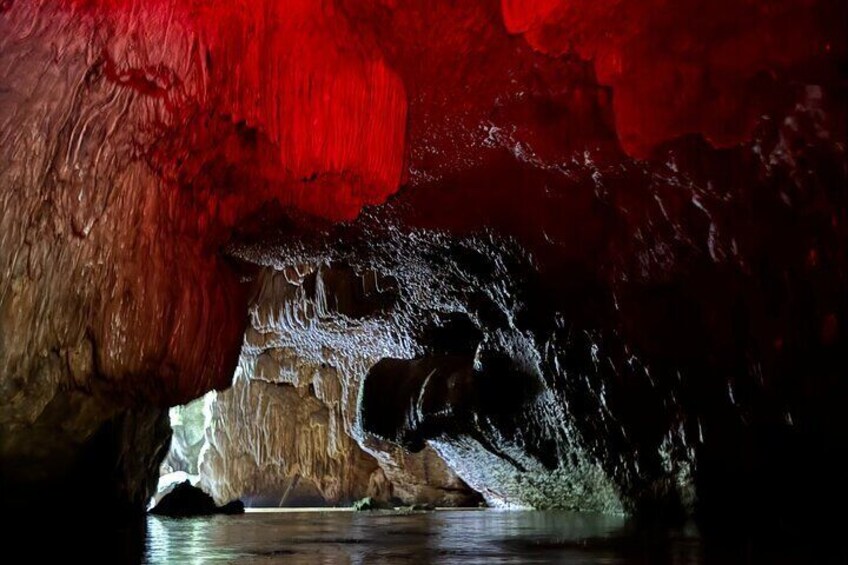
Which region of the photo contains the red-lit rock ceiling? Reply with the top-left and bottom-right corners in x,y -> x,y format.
51,0 -> 847,221
502,0 -> 845,156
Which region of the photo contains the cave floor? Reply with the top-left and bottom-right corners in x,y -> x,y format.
141,509 -> 817,564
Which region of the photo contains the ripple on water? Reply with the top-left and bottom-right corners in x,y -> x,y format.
141,509 -> 819,564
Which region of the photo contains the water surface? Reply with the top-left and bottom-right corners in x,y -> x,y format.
142,509 -> 816,564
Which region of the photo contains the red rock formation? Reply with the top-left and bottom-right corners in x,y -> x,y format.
501,0 -> 847,156
66,0 -> 407,221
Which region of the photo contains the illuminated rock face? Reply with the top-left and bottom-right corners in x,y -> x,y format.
190,265 -> 479,507
197,376 -> 387,507
0,2 -> 245,513
195,375 -> 478,507
1,0 -> 846,525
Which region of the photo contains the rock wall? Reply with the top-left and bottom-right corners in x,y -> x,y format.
190,265 -> 479,507
0,2 -> 246,513
232,86 -> 847,523
501,0 -> 846,157
234,233 -> 634,512
0,0 -> 407,512
198,375 -> 383,507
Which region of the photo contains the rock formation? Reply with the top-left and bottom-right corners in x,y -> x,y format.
0,1 -> 246,513
231,103 -> 848,519
150,480 -> 244,517
166,267 -> 481,508
1,0 -> 845,533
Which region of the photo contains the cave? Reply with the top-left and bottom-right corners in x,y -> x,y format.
1,0 -> 845,562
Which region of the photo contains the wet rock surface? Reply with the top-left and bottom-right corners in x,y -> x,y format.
191,265 -> 481,508
232,87 -> 847,525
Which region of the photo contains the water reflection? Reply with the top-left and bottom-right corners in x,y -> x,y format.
143,509 -> 709,564
9,507 -> 836,563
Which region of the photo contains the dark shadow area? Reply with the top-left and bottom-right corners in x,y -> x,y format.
6,515 -> 148,565
360,355 -> 476,451
0,402 -> 170,518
